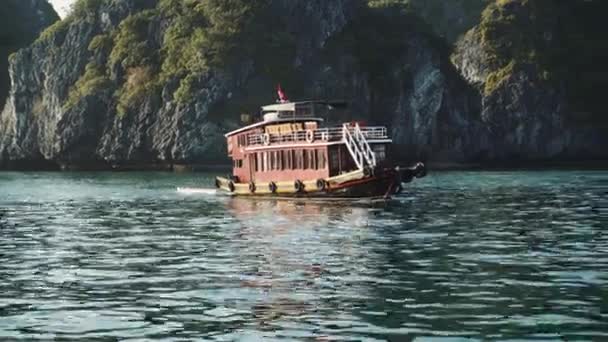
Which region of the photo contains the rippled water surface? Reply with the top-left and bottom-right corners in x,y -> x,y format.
0,171 -> 607,341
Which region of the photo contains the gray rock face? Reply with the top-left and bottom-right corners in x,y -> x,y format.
0,0 -> 361,169
0,0 -> 605,170
452,20 -> 607,162
0,0 -> 59,115
479,63 -> 607,161
451,30 -> 490,86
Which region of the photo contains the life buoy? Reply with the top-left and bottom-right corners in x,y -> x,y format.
305,130 -> 314,143
249,181 -> 256,193
294,180 -> 305,193
261,133 -> 270,146
268,182 -> 277,194
363,166 -> 372,177
228,181 -> 235,192
316,179 -> 327,191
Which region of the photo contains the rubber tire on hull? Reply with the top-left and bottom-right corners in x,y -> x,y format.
294,180 -> 305,193
269,182 -> 278,194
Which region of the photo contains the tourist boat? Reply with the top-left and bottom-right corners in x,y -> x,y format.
215,100 -> 426,199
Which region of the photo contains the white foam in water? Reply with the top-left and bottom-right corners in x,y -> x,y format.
176,187 -> 218,195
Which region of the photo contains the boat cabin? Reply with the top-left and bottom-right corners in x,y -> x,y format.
224,101 -> 392,184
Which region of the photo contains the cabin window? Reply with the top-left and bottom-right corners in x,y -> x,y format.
291,150 -> 296,170
317,149 -> 326,169
373,145 -> 387,162
295,150 -> 302,169
233,159 -> 243,168
263,152 -> 269,172
304,150 -> 313,170
270,151 -> 275,170
274,151 -> 280,170
256,153 -> 261,172
236,134 -> 248,147
282,150 -> 288,170
330,149 -> 340,170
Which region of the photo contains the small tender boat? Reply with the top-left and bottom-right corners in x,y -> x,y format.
215,100 -> 426,199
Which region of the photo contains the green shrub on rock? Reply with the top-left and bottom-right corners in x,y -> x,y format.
64,62 -> 111,110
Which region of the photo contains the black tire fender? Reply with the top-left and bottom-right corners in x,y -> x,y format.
294,180 -> 305,193
316,179 -> 327,191
268,182 -> 278,194
248,181 -> 256,193
228,181 -> 235,192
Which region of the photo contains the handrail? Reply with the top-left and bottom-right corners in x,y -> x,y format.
342,124 -> 364,170
247,126 -> 388,146
353,123 -> 377,168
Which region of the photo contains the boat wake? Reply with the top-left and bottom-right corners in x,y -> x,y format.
176,187 -> 218,195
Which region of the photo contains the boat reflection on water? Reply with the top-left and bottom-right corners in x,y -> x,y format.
224,197 -> 382,333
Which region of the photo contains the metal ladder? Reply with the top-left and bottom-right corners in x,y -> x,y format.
342,123 -> 377,171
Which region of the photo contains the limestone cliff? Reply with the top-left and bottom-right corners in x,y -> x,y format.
0,0 -> 59,111
452,0 -> 608,161
0,0 -> 605,170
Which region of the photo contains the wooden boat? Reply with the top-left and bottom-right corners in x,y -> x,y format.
215,100 -> 426,199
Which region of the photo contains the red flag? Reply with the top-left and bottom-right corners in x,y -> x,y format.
277,84 -> 288,103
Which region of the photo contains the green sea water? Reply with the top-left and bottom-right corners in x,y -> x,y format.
0,171 -> 606,340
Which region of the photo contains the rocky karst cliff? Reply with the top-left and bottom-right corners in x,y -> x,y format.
452,0 -> 608,161
0,0 -> 58,111
0,0 -> 606,170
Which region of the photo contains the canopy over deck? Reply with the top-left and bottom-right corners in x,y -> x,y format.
261,100 -> 347,113
225,100 -> 346,137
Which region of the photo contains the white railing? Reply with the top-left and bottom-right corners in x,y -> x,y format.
247,126 -> 388,146
342,124 -> 364,170
342,123 -> 377,171
353,123 -> 377,169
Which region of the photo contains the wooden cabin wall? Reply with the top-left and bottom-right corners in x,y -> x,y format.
247,147 -> 329,183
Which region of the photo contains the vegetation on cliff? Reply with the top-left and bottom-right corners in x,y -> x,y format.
1,0 -> 606,169
56,0 -> 300,116
472,0 -> 608,123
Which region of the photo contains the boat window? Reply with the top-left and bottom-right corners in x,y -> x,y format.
297,150 -> 303,169
282,150 -> 288,170
330,149 -> 339,170
373,144 -> 387,162
317,149 -> 326,169
274,151 -> 280,170
271,151 -> 275,170
255,153 -> 263,172
263,152 -> 269,172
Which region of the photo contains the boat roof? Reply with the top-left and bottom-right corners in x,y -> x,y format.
225,100 -> 346,137
225,117 -> 323,137
261,100 -> 347,113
